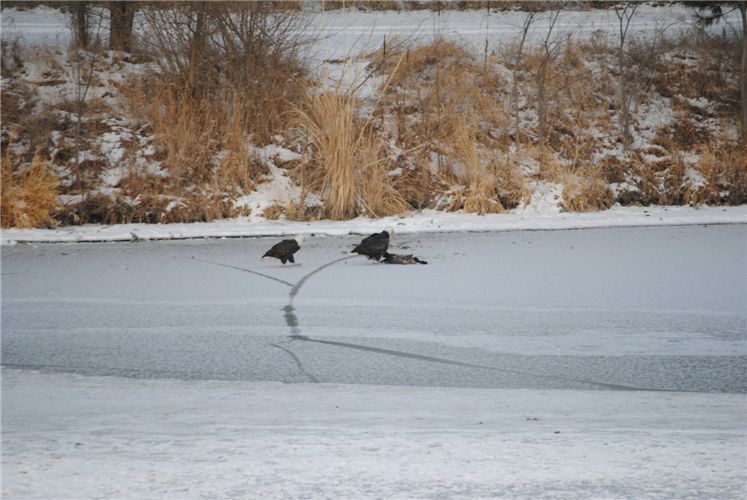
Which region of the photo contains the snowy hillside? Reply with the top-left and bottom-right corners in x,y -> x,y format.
1,2 -> 745,234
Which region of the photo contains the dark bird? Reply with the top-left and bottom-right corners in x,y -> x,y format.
381,252 -> 428,265
262,236 -> 303,265
352,228 -> 393,262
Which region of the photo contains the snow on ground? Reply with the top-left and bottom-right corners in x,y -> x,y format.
1,204 -> 744,244
3,368 -> 745,499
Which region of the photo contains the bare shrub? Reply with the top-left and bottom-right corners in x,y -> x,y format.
139,2 -> 307,144
614,2 -> 639,150
500,11 -> 535,149
116,2 -> 311,222
530,10 -> 564,163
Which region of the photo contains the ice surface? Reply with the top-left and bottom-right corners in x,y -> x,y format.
3,223 -> 746,498
3,225 -> 745,390
2,369 -> 745,499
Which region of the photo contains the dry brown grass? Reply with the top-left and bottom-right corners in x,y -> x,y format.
120,77 -> 272,223
295,92 -> 358,219
1,148 -> 59,228
262,203 -> 285,220
686,147 -> 720,205
561,170 -> 613,212
293,90 -> 408,219
4,14 -> 743,227
687,143 -> 747,205
717,146 -> 747,205
391,155 -> 435,209
372,38 -> 509,149
366,38 -> 521,214
491,156 -> 531,210
450,119 -> 504,214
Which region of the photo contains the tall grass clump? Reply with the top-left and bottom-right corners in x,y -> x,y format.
450,119 -> 504,214
294,90 -> 408,219
296,92 -> 358,220
691,143 -> 747,205
561,169 -> 614,212
1,148 -> 59,228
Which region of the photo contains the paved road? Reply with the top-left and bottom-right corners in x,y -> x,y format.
2,225 -> 746,392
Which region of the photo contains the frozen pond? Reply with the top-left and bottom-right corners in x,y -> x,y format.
3,224 -> 745,392
2,224 -> 746,499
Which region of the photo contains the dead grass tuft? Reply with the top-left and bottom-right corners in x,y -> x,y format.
295,92 -> 358,219
697,144 -> 747,205
718,146 -> 747,205
294,90 -> 408,220
561,165 -> 613,212
391,156 -> 435,209
450,119 -> 504,214
1,148 -> 59,228
262,203 -> 285,220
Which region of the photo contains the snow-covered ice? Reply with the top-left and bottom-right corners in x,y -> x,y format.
3,222 -> 746,498
3,369 -> 746,499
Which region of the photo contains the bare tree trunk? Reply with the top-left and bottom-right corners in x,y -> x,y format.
187,2 -> 207,97
536,10 -> 560,166
512,12 -> 535,151
537,70 -> 547,156
615,3 -> 638,151
73,14 -> 104,223
741,3 -> 747,145
109,1 -> 136,52
73,1 -> 88,49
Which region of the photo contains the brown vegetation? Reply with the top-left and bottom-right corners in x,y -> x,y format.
293,89 -> 408,220
1,148 -> 59,228
1,4 -> 744,228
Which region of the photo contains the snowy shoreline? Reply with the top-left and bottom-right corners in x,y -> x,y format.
2,205 -> 745,244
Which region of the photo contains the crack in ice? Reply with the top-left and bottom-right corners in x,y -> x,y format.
194,253 -> 696,393
190,256 -> 294,287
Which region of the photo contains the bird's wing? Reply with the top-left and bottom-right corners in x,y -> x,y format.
369,234 -> 389,253
264,239 -> 294,258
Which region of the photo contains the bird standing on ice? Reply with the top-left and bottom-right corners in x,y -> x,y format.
262,236 -> 303,265
351,228 -> 393,262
